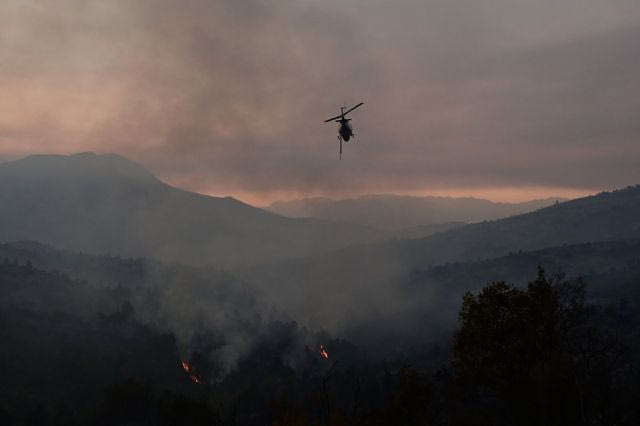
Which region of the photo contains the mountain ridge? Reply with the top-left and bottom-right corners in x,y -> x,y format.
266,193 -> 567,230
0,153 -> 383,268
242,185 -> 640,332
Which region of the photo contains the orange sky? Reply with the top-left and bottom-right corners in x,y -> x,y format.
174,180 -> 597,207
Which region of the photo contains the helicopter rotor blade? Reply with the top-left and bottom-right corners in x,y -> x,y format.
343,102 -> 364,116
324,114 -> 343,123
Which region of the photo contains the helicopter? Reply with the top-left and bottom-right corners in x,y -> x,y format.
324,102 -> 364,159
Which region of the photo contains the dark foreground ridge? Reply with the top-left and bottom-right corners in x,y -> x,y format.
1,245 -> 639,425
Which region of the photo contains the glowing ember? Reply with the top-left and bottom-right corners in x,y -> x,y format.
319,345 -> 329,359
180,360 -> 204,384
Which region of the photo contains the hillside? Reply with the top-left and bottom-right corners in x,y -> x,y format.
395,185 -> 640,267
266,194 -> 565,230
243,186 -> 640,333
0,153 -> 383,268
412,238 -> 640,301
343,238 -> 640,348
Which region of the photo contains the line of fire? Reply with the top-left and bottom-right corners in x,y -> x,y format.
180,345 -> 329,385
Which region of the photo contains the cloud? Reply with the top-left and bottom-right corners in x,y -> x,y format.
1,0 -> 639,202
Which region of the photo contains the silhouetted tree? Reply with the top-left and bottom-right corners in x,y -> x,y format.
452,268 -> 589,425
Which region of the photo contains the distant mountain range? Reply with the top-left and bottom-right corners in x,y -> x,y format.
244,185 -> 640,333
266,194 -> 566,230
0,153 -> 383,268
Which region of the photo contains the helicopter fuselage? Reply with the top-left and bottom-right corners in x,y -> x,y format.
338,119 -> 353,141
324,102 -> 363,158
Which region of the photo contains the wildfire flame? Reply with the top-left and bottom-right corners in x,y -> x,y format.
319,345 -> 329,359
180,360 -> 204,384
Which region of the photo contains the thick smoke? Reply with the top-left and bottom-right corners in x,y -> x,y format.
1,0 -> 640,200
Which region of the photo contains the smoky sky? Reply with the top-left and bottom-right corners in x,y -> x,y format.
1,0 -> 639,203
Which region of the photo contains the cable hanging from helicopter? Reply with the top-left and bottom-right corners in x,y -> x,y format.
324,102 -> 364,159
